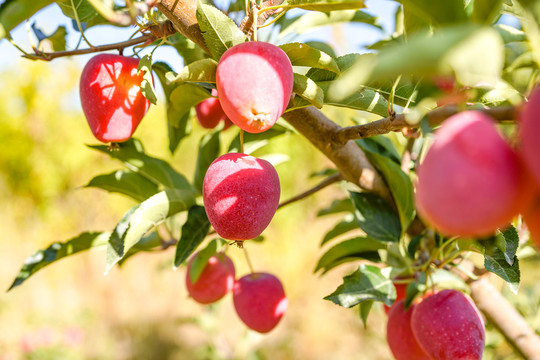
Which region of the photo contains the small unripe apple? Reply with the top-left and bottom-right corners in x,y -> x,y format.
185,252 -> 235,304
520,87 -> 540,188
415,110 -> 526,237
386,300 -> 431,360
202,153 -> 280,240
411,289 -> 485,360
216,41 -> 294,133
233,272 -> 287,333
195,89 -> 232,130
80,54 -> 151,143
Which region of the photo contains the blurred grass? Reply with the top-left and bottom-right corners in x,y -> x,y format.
1,57 -> 538,360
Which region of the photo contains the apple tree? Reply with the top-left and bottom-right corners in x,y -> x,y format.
2,0 -> 540,358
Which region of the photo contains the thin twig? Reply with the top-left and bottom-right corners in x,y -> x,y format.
239,0 -> 286,38
278,172 -> 343,209
332,105 -> 518,145
21,21 -> 175,61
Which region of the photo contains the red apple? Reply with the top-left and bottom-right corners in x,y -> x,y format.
415,110 -> 526,237
80,54 -> 151,143
202,153 -> 280,240
386,300 -> 431,360
185,252 -> 236,304
233,272 -> 287,333
520,87 -> 540,188
195,89 -> 232,130
216,41 -> 293,133
411,289 -> 485,360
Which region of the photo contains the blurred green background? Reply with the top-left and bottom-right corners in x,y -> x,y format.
0,53 -> 539,360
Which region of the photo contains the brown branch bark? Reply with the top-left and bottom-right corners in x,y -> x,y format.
470,276 -> 540,359
333,105 -> 518,145
239,0 -> 286,38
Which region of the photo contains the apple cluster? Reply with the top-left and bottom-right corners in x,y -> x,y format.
185,251 -> 287,333
386,286 -> 485,360
415,101 -> 540,245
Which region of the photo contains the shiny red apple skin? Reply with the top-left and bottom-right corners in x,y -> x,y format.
202,153 -> 280,240
185,252 -> 236,304
233,272 -> 287,333
411,289 -> 485,360
80,54 -> 150,143
387,300 -> 432,360
195,89 -> 232,130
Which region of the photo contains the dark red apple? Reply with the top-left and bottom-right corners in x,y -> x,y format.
185,252 -> 235,304
195,89 -> 232,130
202,153 -> 280,240
411,289 -> 485,360
233,272 -> 287,333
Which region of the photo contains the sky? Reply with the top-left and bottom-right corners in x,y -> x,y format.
0,0 -> 399,71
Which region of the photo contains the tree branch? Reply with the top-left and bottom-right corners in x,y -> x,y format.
22,21 -> 176,61
239,0 -> 286,38
278,172 -> 343,209
332,105 -> 518,145
470,276 -> 540,359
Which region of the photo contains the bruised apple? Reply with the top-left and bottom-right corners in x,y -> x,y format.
185,252 -> 235,304
386,300 -> 431,360
415,111 -> 526,237
411,289 -> 485,360
202,153 -> 280,240
233,272 -> 287,333
195,89 -> 233,130
80,54 -> 151,143
216,41 -> 293,133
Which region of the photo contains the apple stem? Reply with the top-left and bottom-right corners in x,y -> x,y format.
243,247 -> 255,274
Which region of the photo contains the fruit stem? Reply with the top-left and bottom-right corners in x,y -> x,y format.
243,247 -> 255,274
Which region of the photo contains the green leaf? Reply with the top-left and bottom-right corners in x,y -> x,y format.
228,124 -> 289,154
279,10 -> 380,38
169,83 -> 213,122
293,73 -> 325,108
89,143 -> 193,190
0,0 -> 55,39
318,80 -> 390,116
188,239 -> 219,283
320,214 -> 358,245
168,58 -> 218,84
153,62 -> 193,153
304,41 -> 337,58
358,145 -> 416,232
317,198 -> 354,216
359,300 -> 373,328
168,33 -> 207,65
117,231 -> 162,266
496,225 -> 520,266
279,43 -> 340,74
315,237 -> 386,273
56,0 -> 106,28
356,136 -> 401,164
471,0 -> 503,24
105,189 -> 196,273
324,264 -> 395,308
85,169 -> 159,202
350,192 -> 401,242
34,24 -> 67,51
196,1 -> 248,60
306,53 -> 364,82
280,0 -> 365,12
330,25 -> 504,100
193,130 -> 221,193
8,232 -> 109,290
174,205 -> 211,268
138,54 -> 157,105
394,0 -> 467,25
484,246 -> 520,294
